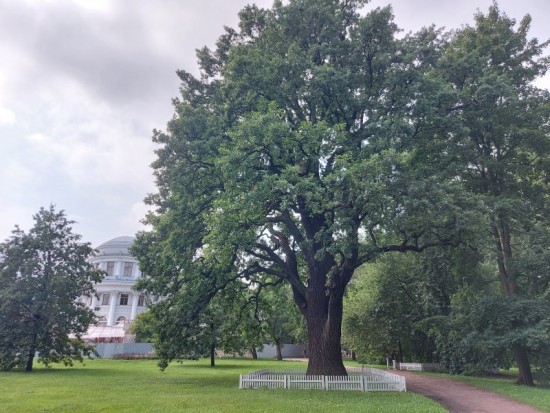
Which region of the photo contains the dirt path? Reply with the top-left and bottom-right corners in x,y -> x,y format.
394,370 -> 543,413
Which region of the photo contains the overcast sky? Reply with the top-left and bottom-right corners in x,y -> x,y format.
1,0 -> 549,248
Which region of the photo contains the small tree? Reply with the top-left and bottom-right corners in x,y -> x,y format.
141,284 -> 266,369
257,284 -> 306,361
131,311 -> 158,343
0,206 -> 102,371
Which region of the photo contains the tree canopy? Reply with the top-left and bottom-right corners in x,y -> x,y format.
427,4 -> 550,385
0,206 -> 103,371
134,0 -> 549,378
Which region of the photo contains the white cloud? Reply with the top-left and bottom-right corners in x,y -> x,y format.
68,0 -> 113,13
0,159 -> 36,199
124,201 -> 153,233
20,79 -> 156,189
0,105 -> 16,125
0,0 -> 547,248
534,76 -> 550,91
0,160 -> 40,241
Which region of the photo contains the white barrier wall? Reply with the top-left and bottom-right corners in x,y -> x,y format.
94,343 -> 155,358
255,344 -> 307,359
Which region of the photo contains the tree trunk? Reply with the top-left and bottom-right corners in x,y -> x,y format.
493,218 -> 517,296
513,344 -> 534,385
25,329 -> 38,372
351,351 -> 356,361
210,343 -> 215,367
274,339 -> 283,361
493,217 -> 535,386
397,339 -> 403,363
209,322 -> 216,367
305,284 -> 347,376
250,347 -> 258,360
25,347 -> 35,372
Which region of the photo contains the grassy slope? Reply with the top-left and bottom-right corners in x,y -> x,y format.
0,359 -> 444,413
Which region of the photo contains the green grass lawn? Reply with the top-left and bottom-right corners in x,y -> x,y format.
0,358 -> 445,413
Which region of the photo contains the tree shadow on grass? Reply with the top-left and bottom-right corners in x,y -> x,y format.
3,367 -> 113,375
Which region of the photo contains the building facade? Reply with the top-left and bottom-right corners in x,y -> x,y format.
83,236 -> 148,329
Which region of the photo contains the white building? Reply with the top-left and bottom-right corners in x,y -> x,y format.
82,236 -> 149,342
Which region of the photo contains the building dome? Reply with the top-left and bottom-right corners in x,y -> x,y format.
81,236 -> 149,334
96,236 -> 134,257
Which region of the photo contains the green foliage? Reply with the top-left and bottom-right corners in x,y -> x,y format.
0,206 -> 102,371
425,291 -> 550,376
256,284 -> 306,359
414,3 -> 550,385
343,246 -> 486,364
131,311 -> 158,343
134,274 -> 308,368
144,285 -> 268,370
430,1 -> 550,282
420,228 -> 550,378
134,0 -> 475,375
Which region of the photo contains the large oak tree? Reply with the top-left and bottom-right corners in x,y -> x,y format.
135,0 -> 471,375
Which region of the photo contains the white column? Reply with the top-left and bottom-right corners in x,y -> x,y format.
130,293 -> 138,320
91,295 -> 98,309
107,291 -> 118,326
115,261 -> 122,278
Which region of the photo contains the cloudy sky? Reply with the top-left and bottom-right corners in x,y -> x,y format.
1,0 -> 548,247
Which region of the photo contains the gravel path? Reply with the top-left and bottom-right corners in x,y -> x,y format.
393,370 -> 543,413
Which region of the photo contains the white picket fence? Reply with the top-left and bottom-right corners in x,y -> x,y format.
239,366 -> 406,392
